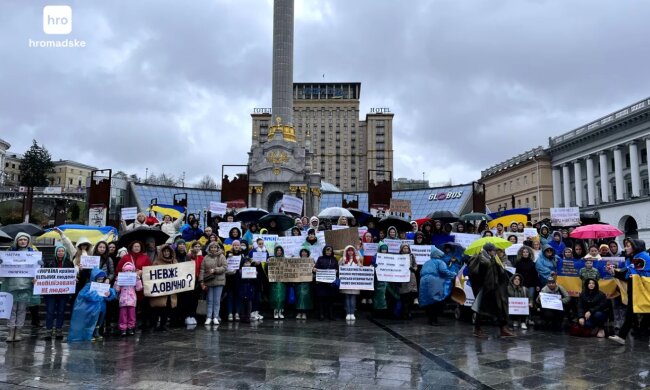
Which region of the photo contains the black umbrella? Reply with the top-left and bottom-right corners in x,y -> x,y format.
235,208 -> 269,223
347,208 -> 374,225
459,212 -> 493,222
258,213 -> 295,232
117,227 -> 169,248
0,229 -> 12,243
0,222 -> 44,239
426,210 -> 459,223
378,215 -> 413,232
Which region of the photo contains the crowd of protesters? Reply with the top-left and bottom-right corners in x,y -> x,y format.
1,211 -> 649,347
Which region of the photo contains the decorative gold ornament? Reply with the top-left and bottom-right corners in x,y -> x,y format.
248,186 -> 255,194
267,116 -> 297,143
289,185 -> 299,194
273,168 -> 281,175
311,188 -> 321,197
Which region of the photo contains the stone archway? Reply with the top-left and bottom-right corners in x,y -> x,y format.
267,191 -> 284,213
618,215 -> 638,239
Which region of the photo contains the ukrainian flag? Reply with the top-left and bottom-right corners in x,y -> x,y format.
631,252 -> 650,313
149,204 -> 185,219
39,224 -> 118,245
488,214 -> 528,230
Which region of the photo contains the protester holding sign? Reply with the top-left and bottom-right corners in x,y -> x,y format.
398,244 -> 419,320
535,245 -> 559,287
160,213 -> 185,237
115,262 -> 143,336
0,232 -> 43,342
116,241 -> 155,329
57,228 -> 94,289
247,238 -> 267,321
68,268 -> 116,342
93,241 -> 115,285
314,246 -> 338,321
302,229 -> 322,261
149,245 -> 178,332
41,244 -> 75,340
201,242 -> 227,325
536,277 -> 569,331
360,232 -> 376,306
237,254 -> 257,323
419,245 -> 456,326
507,274 -> 530,329
120,212 -> 149,231
338,245 -> 362,320
225,240 -> 250,321
514,246 -> 539,320
269,246 -> 288,319
295,249 -> 314,319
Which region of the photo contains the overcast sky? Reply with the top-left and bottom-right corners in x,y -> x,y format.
2,0 -> 650,187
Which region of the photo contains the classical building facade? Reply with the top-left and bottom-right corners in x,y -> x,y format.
480,147 -> 553,223
0,138 -> 12,185
548,96 -> 650,240
2,152 -> 96,190
250,84 -> 394,192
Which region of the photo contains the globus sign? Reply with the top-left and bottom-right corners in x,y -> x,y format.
428,191 -> 463,201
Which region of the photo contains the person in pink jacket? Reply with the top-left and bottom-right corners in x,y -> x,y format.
115,262 -> 143,336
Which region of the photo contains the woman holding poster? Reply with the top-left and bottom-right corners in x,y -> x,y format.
1,233 -> 42,342
42,244 -> 75,340
339,245 -> 362,321
295,249 -> 314,320
398,244 -> 419,320
269,246 -> 288,319
314,246 -> 338,321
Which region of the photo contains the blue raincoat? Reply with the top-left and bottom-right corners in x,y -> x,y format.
535,244 -> 559,286
419,246 -> 457,307
67,268 -> 116,342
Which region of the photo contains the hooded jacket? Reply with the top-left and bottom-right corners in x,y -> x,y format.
577,278 -> 608,318
514,245 -> 539,288
309,216 -> 320,232
420,221 -> 433,244
539,225 -> 551,245
1,233 -> 40,301
68,268 -> 116,342
614,238 -> 647,281
507,273 -> 529,298
339,245 -> 362,295
114,262 -> 142,307
224,227 -> 242,246
548,231 -> 566,256
160,215 -> 184,236
535,244 -> 559,287
418,245 -> 457,306
200,242 -> 227,287
45,244 -> 75,269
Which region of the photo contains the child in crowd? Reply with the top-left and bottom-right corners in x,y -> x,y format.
579,258 -> 600,282
68,268 -> 116,342
507,274 -> 530,329
237,255 -> 257,323
115,262 -> 143,336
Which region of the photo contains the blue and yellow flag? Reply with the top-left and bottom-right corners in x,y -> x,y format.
40,224 -> 118,245
149,204 -> 185,219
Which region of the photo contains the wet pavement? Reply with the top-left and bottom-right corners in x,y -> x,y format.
1,316 -> 649,390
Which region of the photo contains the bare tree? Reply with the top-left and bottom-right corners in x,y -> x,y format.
197,175 -> 218,189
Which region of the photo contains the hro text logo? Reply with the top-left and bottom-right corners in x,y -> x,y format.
43,5 -> 72,35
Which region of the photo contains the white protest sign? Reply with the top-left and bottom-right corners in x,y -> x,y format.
339,266 -> 374,290
252,234 -> 279,252
375,253 -> 410,282
463,281 -> 475,307
505,243 -> 523,256
316,269 -> 337,283
454,233 -> 481,249
227,255 -> 241,272
33,268 -> 77,295
117,272 -> 137,287
242,266 -> 257,279
383,239 -> 402,254
0,293 -> 13,319
80,255 -> 100,270
411,245 -> 432,265
121,207 -> 138,221
362,243 -> 378,257
357,227 -> 368,238
277,236 -> 305,258
280,194 -> 303,215
143,261 -> 196,297
523,228 -> 539,239
209,201 -> 227,216
0,252 -> 42,278
218,221 -> 242,238
539,292 -> 564,311
316,231 -> 326,246
252,251 -> 268,263
508,297 -> 530,315
332,225 -> 348,230
90,282 -> 110,296
550,207 -> 580,227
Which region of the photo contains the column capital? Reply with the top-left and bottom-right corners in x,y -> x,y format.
598,150 -> 608,156
613,145 -> 622,151
626,140 -> 638,147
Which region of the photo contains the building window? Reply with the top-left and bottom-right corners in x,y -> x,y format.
497,184 -> 500,193
524,175 -> 528,185
504,182 -> 507,192
518,199 -> 521,206
532,173 -> 536,184
516,178 -> 520,188
532,196 -> 537,208
525,197 -> 529,207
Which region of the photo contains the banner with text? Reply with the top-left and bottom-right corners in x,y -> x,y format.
411,245 -> 432,265
375,253 -> 410,282
33,268 -> 77,295
339,265 -> 375,290
143,261 -> 196,297
280,194 -> 303,215
550,207 -> 580,226
0,252 -> 42,278
267,257 -> 314,283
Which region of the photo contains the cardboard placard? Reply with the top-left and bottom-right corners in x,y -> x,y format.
33,268 -> 77,295
539,292 -> 564,311
90,282 -> 110,296
267,257 -> 314,283
142,261 -> 196,297
339,265 -> 374,290
0,251 -> 42,278
375,253 -> 410,282
508,297 -> 530,315
316,269 -> 337,283
228,256 -> 241,272
241,266 -> 257,279
411,245 -> 432,265
80,255 -> 100,270
389,199 -> 412,217
324,227 -> 359,251
0,293 -> 14,319
121,207 -> 138,221
117,272 -> 137,287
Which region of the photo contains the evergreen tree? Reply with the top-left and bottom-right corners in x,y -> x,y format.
19,140 -> 55,188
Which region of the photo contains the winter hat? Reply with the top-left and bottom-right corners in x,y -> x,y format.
175,238 -> 186,246
547,276 -> 556,284
232,239 -> 241,246
483,243 -> 497,252
599,244 -> 610,252
117,247 -> 128,258
122,262 -> 136,272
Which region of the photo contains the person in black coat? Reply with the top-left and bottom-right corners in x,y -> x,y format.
577,278 -> 608,338
313,246 -> 339,321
